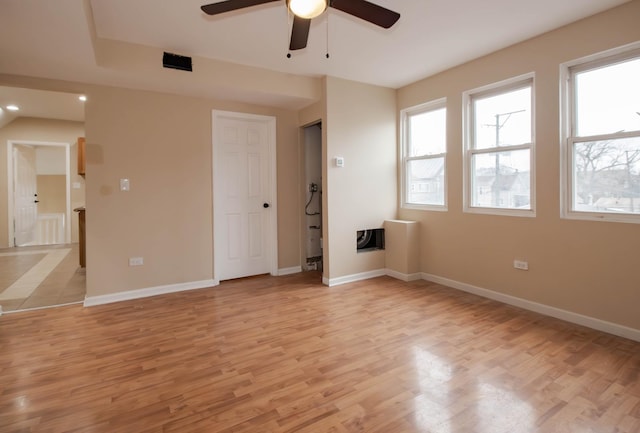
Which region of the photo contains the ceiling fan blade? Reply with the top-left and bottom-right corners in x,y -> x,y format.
201,0 -> 279,16
330,0 -> 400,29
289,15 -> 311,50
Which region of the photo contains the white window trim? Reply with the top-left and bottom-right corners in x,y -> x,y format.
400,97 -> 448,211
463,72 -> 536,217
560,41 -> 640,224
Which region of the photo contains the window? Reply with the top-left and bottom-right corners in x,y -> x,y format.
401,99 -> 447,209
562,44 -> 640,223
464,74 -> 535,216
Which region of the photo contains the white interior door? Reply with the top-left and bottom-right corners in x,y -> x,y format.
213,111 -> 277,281
14,144 -> 38,246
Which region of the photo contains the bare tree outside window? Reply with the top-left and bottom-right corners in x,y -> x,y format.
569,54 -> 640,217
574,137 -> 640,213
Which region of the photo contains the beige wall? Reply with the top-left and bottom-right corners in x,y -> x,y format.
84,85 -> 300,297
397,1 -> 640,330
94,38 -> 322,111
0,117 -> 85,245
299,101 -> 323,127
384,220 -> 420,276
325,77 -> 397,280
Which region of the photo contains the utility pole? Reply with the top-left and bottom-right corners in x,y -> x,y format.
626,150 -> 635,213
487,109 -> 525,207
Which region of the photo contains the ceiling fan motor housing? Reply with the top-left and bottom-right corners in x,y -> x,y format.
201,0 -> 400,51
287,0 -> 327,19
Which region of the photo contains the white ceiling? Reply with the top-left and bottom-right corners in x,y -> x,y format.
0,0 -> 632,114
0,86 -> 85,129
90,0 -> 631,88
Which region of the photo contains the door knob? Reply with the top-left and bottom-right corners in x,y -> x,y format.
263,203 -> 270,208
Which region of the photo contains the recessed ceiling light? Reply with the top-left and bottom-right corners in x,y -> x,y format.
6,105 -> 19,111
78,95 -> 87,102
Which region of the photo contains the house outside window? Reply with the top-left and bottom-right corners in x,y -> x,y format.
401,98 -> 447,210
463,74 -> 535,216
561,43 -> 640,223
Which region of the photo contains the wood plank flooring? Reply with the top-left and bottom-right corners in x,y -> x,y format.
1,272 -> 639,432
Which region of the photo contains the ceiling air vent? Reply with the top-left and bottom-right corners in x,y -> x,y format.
162,52 -> 192,72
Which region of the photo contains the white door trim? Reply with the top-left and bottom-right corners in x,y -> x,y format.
7,140 -> 72,247
211,110 -> 278,281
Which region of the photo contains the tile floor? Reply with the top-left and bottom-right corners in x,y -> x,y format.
0,244 -> 85,312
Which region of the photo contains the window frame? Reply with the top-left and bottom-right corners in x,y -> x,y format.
400,98 -> 448,211
560,42 -> 640,224
463,73 -> 536,217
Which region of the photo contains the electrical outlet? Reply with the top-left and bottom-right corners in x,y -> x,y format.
129,257 -> 144,266
309,183 -> 318,192
513,260 -> 529,271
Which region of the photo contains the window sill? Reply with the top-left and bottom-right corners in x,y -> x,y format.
562,211 -> 640,225
402,203 -> 448,212
464,206 -> 536,218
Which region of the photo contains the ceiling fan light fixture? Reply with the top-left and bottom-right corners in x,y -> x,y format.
288,0 -> 327,19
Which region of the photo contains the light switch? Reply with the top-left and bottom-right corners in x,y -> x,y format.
335,156 -> 344,168
120,178 -> 130,191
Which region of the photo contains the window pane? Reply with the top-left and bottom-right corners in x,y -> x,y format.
407,157 -> 445,205
409,108 -> 446,156
573,136 -> 640,214
575,57 -> 640,137
471,149 -> 531,209
473,87 -> 531,149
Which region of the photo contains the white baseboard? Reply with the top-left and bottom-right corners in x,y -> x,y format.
421,272 -> 640,343
277,266 -> 302,276
324,269 -> 387,287
385,269 -> 423,282
84,279 -> 218,307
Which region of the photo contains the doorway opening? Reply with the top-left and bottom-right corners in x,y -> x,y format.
7,140 -> 72,247
303,122 -> 322,271
0,86 -> 87,314
2,140 -> 85,313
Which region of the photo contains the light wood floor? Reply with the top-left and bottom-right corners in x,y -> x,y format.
1,272 -> 639,432
0,243 -> 85,312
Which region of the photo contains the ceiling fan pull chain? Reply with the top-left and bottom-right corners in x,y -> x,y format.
326,10 -> 330,58
286,5 -> 292,58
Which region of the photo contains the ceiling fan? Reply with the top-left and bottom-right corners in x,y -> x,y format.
201,0 -> 400,51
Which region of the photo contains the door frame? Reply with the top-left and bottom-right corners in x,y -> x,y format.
211,110 -> 278,281
7,140 -> 72,247
299,120 -> 324,271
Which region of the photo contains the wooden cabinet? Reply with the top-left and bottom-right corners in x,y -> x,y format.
74,207 -> 86,267
77,137 -> 86,176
